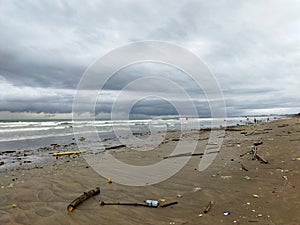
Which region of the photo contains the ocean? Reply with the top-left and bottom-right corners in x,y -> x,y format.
0,116 -> 281,170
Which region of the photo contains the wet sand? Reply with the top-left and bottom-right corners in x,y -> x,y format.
0,117 -> 299,225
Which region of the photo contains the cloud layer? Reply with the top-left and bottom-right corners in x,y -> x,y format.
0,0 -> 299,119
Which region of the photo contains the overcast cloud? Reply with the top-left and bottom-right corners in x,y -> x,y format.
0,0 -> 299,119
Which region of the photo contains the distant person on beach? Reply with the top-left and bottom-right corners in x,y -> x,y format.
254,118 -> 257,124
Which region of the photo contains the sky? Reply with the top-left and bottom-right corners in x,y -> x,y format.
0,0 -> 299,119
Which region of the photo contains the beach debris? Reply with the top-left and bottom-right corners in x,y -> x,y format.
198,213 -> 203,217
107,178 -> 112,184
252,194 -> 259,198
8,183 -> 14,188
193,187 -> 202,192
163,152 -> 203,159
203,201 -> 214,214
223,211 -> 231,216
100,200 -> 177,208
159,198 -> 166,202
100,201 -> 148,207
253,141 -> 263,146
145,200 -> 159,207
161,201 -> 178,208
105,144 -> 126,150
240,146 -> 268,164
221,175 -> 232,179
53,150 -> 86,157
163,150 -> 220,159
67,187 -> 100,212
171,138 -> 180,141
240,176 -> 251,181
176,194 -> 182,198
11,204 -> 17,208
241,164 -> 249,171
257,214 -> 263,217
278,124 -> 289,128
79,137 -> 86,141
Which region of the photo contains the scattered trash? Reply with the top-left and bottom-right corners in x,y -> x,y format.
198,213 -> 203,217
11,204 -> 17,208
257,214 -> 263,217
253,194 -> 259,198
159,199 -> 166,202
240,176 -> 251,181
203,201 -> 214,213
221,176 -> 232,179
223,211 -> 231,216
79,137 -> 86,141
240,146 -> 268,164
193,187 -> 202,192
53,150 -> 86,157
107,178 -> 112,184
8,183 -> 14,188
246,202 -> 251,205
145,200 -> 159,207
282,175 -> 288,180
67,187 -> 100,212
176,194 -> 182,198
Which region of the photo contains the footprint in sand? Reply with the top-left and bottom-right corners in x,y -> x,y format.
37,189 -> 54,202
35,207 -> 55,217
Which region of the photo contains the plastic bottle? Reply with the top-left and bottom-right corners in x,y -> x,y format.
145,200 -> 159,207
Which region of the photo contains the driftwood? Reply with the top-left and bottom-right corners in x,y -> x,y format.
100,201 -> 178,208
240,146 -> 268,164
100,201 -> 148,207
253,141 -> 263,146
67,187 -> 100,212
203,201 -> 214,213
105,145 -> 126,150
241,164 -> 249,171
53,150 -> 86,157
255,153 -> 268,164
160,201 -> 178,208
163,153 -> 203,159
163,150 -> 220,159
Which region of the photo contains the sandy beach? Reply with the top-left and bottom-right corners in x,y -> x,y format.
0,116 -> 299,225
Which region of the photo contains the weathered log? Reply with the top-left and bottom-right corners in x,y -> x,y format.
203,201 -> 214,213
105,145 -> 126,150
67,187 -> 100,212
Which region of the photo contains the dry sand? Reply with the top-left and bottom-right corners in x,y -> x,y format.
0,117 -> 299,225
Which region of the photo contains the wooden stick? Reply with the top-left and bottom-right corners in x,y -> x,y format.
163,153 -> 203,159
160,201 -> 178,208
203,201 -> 214,213
100,201 -> 148,207
241,164 -> 249,171
67,187 -> 100,212
105,145 -> 126,150
255,153 -> 268,164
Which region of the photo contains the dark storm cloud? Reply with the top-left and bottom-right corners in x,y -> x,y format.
0,0 -> 299,118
